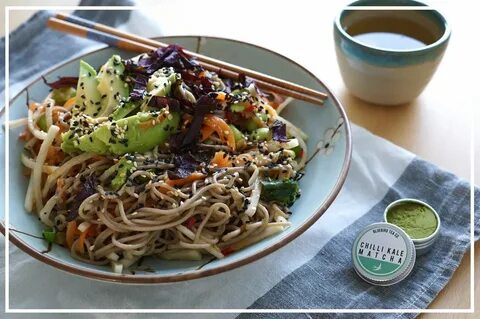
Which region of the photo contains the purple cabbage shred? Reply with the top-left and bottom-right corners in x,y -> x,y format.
148,96 -> 181,113
169,94 -> 218,152
272,120 -> 288,142
167,152 -> 199,180
66,175 -> 98,221
42,76 -> 79,89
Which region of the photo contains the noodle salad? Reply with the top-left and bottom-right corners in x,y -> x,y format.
17,45 -> 308,273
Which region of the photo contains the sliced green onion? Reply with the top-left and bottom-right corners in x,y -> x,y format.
230,103 -> 246,112
37,115 -> 47,132
42,229 -> 56,243
257,112 -> 268,122
291,145 -> 303,157
252,128 -> 271,141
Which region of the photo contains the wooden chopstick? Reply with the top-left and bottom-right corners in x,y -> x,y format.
48,15 -> 327,105
55,13 -> 328,103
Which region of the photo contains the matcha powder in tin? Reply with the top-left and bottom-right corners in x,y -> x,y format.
386,202 -> 438,239
352,222 -> 416,286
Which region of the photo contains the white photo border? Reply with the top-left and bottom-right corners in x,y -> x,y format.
4,4 -> 475,314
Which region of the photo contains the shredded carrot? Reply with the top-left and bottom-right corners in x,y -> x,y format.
63,96 -> 76,110
200,125 -> 215,142
66,221 -> 77,249
19,129 -> 33,141
215,92 -> 226,102
203,115 -> 236,150
158,186 -> 170,194
221,245 -> 235,256
211,151 -> 232,167
166,172 -> 205,187
52,110 -> 62,123
46,146 -> 65,165
76,225 -> 94,255
138,119 -> 156,129
29,102 -> 40,111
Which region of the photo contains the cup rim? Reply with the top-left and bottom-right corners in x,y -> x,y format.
334,0 -> 451,55
383,198 -> 441,242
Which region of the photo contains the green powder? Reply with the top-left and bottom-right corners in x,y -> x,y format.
386,203 -> 438,239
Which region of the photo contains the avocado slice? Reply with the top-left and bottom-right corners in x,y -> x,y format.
75,60 -> 102,117
140,68 -> 178,111
76,110 -> 180,155
111,157 -> 135,191
61,131 -> 77,153
60,114 -> 99,153
147,68 -> 178,96
97,55 -> 129,117
111,100 -> 138,120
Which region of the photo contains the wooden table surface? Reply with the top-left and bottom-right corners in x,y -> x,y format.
3,0 -> 478,317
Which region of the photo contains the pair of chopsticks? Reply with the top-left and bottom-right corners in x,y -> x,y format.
47,13 -> 328,105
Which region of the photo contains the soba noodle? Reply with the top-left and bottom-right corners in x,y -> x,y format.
17,46 -> 310,273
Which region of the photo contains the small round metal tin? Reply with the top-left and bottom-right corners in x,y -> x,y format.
352,222 -> 416,286
384,198 -> 441,256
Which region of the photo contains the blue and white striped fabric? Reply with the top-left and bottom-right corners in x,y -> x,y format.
0,2 -> 478,318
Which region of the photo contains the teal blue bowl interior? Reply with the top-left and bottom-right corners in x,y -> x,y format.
334,0 -> 451,67
0,36 -> 351,283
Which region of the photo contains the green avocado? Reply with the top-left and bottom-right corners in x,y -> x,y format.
111,157 -> 135,191
77,131 -> 106,154
96,55 -> 129,117
139,68 -> 178,112
60,130 -> 77,153
111,100 -> 138,120
147,68 -> 178,97
73,111 -> 180,155
75,60 -> 102,116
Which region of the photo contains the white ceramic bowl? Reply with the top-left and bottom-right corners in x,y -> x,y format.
0,36 -> 352,283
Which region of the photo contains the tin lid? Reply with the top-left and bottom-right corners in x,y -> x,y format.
352,222 -> 416,286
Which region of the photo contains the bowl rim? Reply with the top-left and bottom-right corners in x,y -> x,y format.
1,35 -> 352,284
